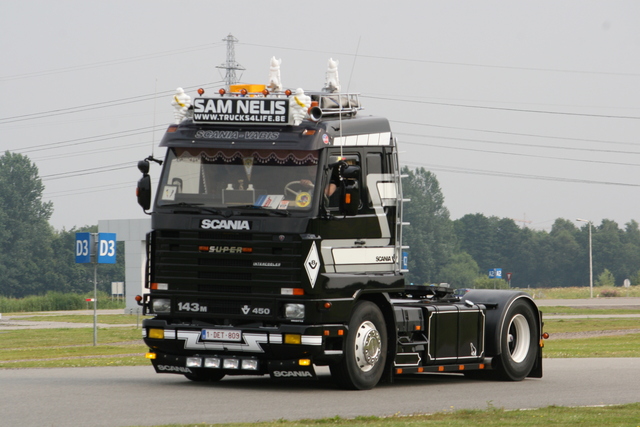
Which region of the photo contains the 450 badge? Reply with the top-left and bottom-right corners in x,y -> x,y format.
241,304 -> 271,315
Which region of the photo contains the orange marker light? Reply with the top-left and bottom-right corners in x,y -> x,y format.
338,329 -> 344,336
219,88 -> 226,95
197,88 -> 205,95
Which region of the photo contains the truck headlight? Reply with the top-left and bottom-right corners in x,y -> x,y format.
284,303 -> 305,319
152,298 -> 171,314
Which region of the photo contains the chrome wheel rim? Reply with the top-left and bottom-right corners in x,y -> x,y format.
354,321 -> 382,372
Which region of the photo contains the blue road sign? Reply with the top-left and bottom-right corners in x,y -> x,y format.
488,268 -> 503,279
75,232 -> 92,263
97,233 -> 117,264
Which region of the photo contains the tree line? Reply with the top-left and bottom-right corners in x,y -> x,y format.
0,152 -> 123,298
0,152 -> 638,298
401,166 -> 640,289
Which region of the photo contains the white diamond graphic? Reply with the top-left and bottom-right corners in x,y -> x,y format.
304,242 -> 320,288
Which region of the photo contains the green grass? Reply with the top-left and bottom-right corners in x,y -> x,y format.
0,327 -> 147,368
13,314 -> 150,324
539,306 -> 640,315
544,334 -> 640,358
136,403 -> 640,427
523,286 -> 640,299
544,318 -> 640,333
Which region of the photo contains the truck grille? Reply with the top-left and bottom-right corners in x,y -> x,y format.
150,230 -> 303,296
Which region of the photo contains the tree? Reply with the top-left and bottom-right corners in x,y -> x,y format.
401,167 -> 456,285
438,252 -> 480,288
595,268 -> 615,287
0,151 -> 55,297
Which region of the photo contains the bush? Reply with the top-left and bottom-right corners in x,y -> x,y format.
599,289 -> 620,298
474,276 -> 510,290
0,291 -> 125,313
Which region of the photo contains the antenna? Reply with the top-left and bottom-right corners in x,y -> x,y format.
151,78 -> 158,157
216,33 -> 245,88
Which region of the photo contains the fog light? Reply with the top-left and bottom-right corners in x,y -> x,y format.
223,358 -> 239,369
284,303 -> 305,319
148,328 -> 164,339
186,357 -> 202,368
298,359 -> 311,366
241,359 -> 259,370
145,352 -> 156,359
284,334 -> 302,345
204,358 -> 221,368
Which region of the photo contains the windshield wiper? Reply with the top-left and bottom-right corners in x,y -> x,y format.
161,202 -> 224,216
232,205 -> 291,217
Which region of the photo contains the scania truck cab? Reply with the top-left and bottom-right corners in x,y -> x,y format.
136,60 -> 544,390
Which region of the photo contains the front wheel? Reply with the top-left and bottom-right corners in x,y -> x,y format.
330,301 -> 387,390
493,298 -> 539,381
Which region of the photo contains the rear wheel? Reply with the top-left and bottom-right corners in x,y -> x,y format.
330,301 -> 387,390
493,298 -> 539,381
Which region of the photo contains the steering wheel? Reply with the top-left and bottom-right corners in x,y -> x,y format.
284,180 -> 314,197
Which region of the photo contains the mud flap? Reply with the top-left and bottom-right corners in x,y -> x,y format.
268,360 -> 317,380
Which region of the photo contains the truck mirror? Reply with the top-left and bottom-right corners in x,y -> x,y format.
339,179 -> 360,216
138,159 -> 150,174
137,174 -> 152,211
341,164 -> 360,179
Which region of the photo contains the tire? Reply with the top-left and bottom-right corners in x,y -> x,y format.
493,298 -> 539,381
330,301 -> 387,390
184,371 -> 225,382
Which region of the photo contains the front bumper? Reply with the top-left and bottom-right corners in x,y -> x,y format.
142,318 -> 345,376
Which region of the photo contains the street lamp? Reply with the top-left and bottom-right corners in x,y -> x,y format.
576,218 -> 593,298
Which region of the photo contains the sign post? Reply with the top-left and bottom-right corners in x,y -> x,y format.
75,232 -> 117,346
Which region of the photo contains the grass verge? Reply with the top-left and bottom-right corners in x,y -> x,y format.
137,403 -> 640,427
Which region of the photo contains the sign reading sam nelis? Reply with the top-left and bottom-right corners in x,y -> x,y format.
192,97 -> 290,124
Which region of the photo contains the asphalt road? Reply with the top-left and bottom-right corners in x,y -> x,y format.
1,359 -> 639,427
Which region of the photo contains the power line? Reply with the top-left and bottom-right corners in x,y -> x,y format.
363,95 -> 640,120
41,163 -> 135,181
241,42 -> 640,77
391,120 -> 640,148
0,81 -> 225,125
403,160 -> 640,188
0,43 -> 225,82
396,132 -> 640,156
399,137 -> 640,168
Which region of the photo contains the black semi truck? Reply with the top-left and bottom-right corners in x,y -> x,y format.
135,66 -> 545,390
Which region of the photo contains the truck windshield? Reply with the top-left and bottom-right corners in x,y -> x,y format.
157,147 -> 319,211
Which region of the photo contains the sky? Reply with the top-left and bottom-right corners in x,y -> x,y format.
1,1 -> 639,232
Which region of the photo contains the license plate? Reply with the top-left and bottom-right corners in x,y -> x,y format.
201,329 -> 242,342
